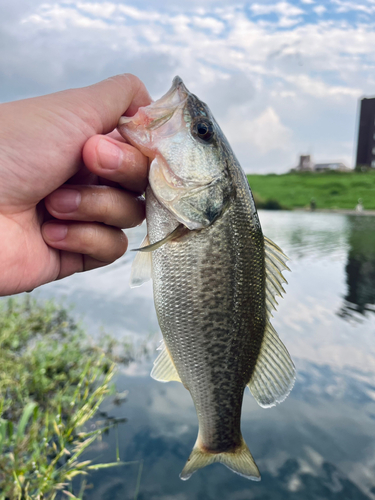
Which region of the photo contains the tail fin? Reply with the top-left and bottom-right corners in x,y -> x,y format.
180,436 -> 261,481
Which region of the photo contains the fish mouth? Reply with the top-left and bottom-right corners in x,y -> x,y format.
167,75 -> 189,101
118,76 -> 189,130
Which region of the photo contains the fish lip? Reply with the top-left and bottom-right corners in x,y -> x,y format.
118,76 -> 188,128
172,75 -> 183,88
155,75 -> 189,109
171,75 -> 188,93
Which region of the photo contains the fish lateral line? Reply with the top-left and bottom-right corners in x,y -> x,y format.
132,224 -> 190,253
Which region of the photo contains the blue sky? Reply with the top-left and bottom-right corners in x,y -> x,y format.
1,0 -> 375,173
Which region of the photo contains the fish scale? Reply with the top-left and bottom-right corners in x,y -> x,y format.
148,180 -> 265,454
118,76 -> 295,481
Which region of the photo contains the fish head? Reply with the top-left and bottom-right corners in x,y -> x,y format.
118,76 -> 234,230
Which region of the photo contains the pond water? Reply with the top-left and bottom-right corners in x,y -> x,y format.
30,210 -> 375,500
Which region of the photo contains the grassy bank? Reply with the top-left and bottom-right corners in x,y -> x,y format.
247,171 -> 375,210
0,297 -> 142,500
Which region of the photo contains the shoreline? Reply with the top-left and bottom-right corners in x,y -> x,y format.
292,208 -> 375,216
247,172 -> 375,214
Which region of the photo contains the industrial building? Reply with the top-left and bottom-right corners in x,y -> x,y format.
356,97 -> 375,170
293,155 -> 350,172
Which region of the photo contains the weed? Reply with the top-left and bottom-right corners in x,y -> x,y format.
0,297 -> 135,499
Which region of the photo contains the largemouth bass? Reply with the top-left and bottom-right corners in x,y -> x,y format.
117,77 -> 295,481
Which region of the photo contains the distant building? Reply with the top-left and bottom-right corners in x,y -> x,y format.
314,162 -> 351,172
296,154 -> 314,171
356,96 -> 375,170
293,155 -> 350,172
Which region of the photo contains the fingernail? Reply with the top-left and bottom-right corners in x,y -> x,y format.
49,189 -> 81,213
44,223 -> 68,241
97,139 -> 123,170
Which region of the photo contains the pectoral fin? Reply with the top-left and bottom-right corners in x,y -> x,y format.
132,224 -> 188,253
129,235 -> 152,288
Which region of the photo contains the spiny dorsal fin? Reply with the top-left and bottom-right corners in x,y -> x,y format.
247,322 -> 295,407
130,234 -> 152,288
150,341 -> 182,383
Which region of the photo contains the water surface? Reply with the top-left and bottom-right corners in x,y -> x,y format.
30,211 -> 375,499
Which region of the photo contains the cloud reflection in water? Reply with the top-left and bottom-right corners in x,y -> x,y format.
24,210 -> 375,498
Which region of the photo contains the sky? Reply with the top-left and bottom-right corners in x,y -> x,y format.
1,0 -> 375,173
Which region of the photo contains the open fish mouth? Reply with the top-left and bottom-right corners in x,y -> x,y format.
118,75 -> 189,132
159,75 -> 188,108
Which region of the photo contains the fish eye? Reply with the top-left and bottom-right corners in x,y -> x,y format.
192,119 -> 214,143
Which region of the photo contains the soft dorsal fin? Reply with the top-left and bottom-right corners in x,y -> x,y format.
129,234 -> 152,288
247,321 -> 295,407
263,236 -> 290,318
151,341 -> 182,383
247,236 -> 295,407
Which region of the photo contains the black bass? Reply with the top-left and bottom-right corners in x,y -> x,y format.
117,77 -> 295,481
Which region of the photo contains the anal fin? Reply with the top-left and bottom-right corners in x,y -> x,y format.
151,341 -> 181,383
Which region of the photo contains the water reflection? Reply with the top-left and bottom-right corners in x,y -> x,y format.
80,357 -> 375,500
339,216 -> 375,320
10,211 -> 375,498
265,458 -> 371,500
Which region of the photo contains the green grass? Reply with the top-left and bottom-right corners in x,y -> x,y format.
247,171 -> 375,210
0,297 -> 144,500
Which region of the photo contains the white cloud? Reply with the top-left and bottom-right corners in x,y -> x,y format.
218,104 -> 296,172
117,4 -> 165,21
313,5 -> 327,15
76,2 -> 116,18
250,2 -> 304,17
278,15 -> 303,27
22,4 -> 111,30
331,0 -> 375,13
224,105 -> 293,153
191,16 -> 225,34
286,74 -> 361,98
3,1 -> 375,172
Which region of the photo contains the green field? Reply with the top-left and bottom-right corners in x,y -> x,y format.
247,171 -> 375,210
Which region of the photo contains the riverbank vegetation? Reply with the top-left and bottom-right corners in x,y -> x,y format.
247,170 -> 375,210
0,297 -> 140,500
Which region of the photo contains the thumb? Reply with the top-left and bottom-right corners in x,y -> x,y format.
60,74 -> 152,135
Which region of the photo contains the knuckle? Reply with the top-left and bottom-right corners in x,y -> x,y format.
122,73 -> 141,89
111,231 -> 128,260
81,225 -> 98,252
96,188 -> 118,222
84,226 -> 127,263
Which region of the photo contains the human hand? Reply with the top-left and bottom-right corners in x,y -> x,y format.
0,74 -> 152,296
